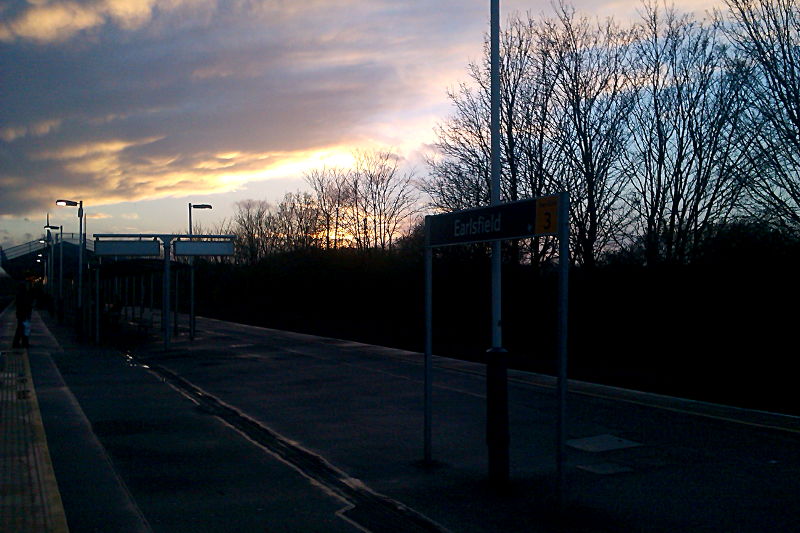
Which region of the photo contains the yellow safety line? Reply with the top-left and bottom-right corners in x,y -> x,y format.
22,348 -> 70,533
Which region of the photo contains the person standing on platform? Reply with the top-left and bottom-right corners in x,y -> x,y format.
12,282 -> 32,348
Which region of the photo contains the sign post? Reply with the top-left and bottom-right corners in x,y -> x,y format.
556,192 -> 569,509
423,241 -> 433,464
423,192 -> 569,500
489,0 -> 504,484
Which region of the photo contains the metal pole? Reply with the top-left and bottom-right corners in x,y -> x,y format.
490,0 -> 502,343
487,0 -> 509,485
424,219 -> 433,464
49,233 -> 54,297
189,203 -> 196,341
95,265 -> 100,344
163,237 -> 171,350
50,238 -> 54,297
174,270 -> 179,335
46,229 -> 52,294
76,202 -> 84,337
77,202 -> 83,308
557,191 -> 570,510
190,259 -> 196,339
50,238 -> 54,295
48,232 -> 53,295
59,226 -> 63,323
50,237 -> 54,296
149,273 -> 154,328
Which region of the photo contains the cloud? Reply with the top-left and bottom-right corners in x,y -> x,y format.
0,2 -> 102,43
102,0 -> 159,30
33,137 -> 162,161
3,0 -> 727,234
0,119 -> 62,142
0,0 -> 180,44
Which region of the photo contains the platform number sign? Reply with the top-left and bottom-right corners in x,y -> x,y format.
426,194 -> 563,247
535,195 -> 559,236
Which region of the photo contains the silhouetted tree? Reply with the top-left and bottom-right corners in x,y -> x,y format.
724,0 -> 800,230
305,167 -> 350,249
542,4 -> 638,268
355,150 -> 419,250
232,200 -> 271,264
623,3 -> 750,264
272,191 -> 321,251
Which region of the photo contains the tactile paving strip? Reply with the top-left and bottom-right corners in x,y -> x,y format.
0,347 -> 69,533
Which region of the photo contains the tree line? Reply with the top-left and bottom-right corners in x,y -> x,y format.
213,0 -> 800,268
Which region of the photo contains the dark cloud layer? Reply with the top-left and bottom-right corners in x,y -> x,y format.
1,0 -> 494,222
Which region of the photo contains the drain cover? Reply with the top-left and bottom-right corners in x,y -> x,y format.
576,462 -> 633,475
567,434 -> 642,452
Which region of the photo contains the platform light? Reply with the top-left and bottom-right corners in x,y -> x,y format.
188,202 -> 213,341
56,198 -> 86,323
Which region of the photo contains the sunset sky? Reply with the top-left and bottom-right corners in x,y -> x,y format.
1,0 -> 720,248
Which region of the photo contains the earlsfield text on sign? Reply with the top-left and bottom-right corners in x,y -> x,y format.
454,214 -> 502,238
427,196 -> 559,247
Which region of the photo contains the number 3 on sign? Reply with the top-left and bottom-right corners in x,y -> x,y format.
535,196 -> 559,235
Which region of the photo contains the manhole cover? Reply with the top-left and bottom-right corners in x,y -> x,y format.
567,434 -> 642,452
576,462 -> 633,475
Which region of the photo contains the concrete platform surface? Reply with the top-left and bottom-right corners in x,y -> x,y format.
7,306 -> 800,532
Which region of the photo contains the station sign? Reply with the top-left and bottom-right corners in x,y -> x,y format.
94,240 -> 161,256
174,240 -> 234,256
426,195 -> 559,247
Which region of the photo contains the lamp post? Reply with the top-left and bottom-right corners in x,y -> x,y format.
57,199 -> 84,332
45,224 -> 60,314
485,0 -> 510,486
44,229 -> 52,291
188,203 -> 212,340
58,226 -> 64,321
